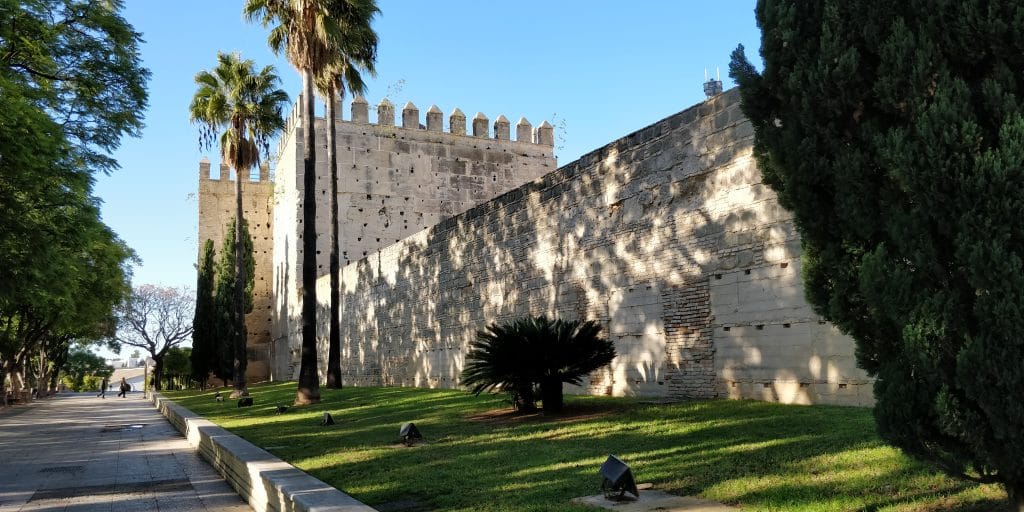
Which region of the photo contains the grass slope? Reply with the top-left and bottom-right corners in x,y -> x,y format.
164,383 -> 1007,511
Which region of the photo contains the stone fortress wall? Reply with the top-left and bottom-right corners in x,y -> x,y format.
196,87 -> 874,405
316,89 -> 874,406
196,159 -> 274,380
270,95 -> 558,379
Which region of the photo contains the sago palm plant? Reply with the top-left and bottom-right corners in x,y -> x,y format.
462,316 -> 616,413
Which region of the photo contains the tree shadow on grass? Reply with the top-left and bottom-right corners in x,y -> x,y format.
163,385 -> 1008,512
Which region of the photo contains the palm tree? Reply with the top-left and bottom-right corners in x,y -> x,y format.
313,1 -> 379,389
189,52 -> 288,398
244,0 -> 379,404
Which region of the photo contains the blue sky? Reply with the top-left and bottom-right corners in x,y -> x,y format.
94,1 -> 762,291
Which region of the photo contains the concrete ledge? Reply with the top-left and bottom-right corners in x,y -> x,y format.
151,393 -> 377,512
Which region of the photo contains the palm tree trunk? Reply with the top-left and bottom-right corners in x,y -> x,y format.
231,154 -> 249,398
325,85 -> 342,389
296,70 -> 321,405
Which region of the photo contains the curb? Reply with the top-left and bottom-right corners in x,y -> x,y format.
150,392 -> 378,512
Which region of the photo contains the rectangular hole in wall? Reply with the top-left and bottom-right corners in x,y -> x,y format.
755,325 -> 764,330
762,383 -> 771,388
783,323 -> 791,328
714,274 -> 722,279
780,262 -> 789,268
744,269 -> 751,275
731,382 -> 737,388
800,382 -> 809,388
723,326 -> 730,332
838,383 -> 848,389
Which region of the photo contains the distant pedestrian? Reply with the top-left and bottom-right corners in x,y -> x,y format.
97,376 -> 109,399
117,377 -> 129,398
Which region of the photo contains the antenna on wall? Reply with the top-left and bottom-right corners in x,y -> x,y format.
703,66 -> 723,98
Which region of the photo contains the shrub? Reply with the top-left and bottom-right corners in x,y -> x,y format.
63,374 -> 105,392
462,315 -> 616,413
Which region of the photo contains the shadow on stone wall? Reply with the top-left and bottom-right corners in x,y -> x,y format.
309,89 -> 871,405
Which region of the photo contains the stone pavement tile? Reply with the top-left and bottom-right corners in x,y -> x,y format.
110,494 -> 158,512
0,393 -> 252,511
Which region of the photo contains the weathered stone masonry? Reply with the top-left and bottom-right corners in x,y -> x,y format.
322,89 -> 874,406
197,160 -> 274,381
197,87 -> 874,405
272,96 -> 557,380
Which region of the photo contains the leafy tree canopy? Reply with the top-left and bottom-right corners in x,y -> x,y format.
64,347 -> 112,380
1,0 -> 150,173
163,347 -> 191,376
731,0 -> 1024,504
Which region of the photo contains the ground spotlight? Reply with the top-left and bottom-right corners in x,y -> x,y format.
599,454 -> 638,500
399,422 -> 422,445
237,397 -> 253,408
275,405 -> 288,414
320,412 -> 335,426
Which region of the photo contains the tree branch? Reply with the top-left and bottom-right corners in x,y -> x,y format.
8,62 -> 65,82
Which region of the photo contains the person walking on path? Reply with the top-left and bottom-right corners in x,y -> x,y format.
97,376 -> 109,399
117,377 -> 129,398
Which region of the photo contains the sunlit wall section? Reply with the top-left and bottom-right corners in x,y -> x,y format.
326,89 -> 873,405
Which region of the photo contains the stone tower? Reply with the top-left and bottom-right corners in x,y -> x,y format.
266,94 -> 557,379
196,158 -> 275,380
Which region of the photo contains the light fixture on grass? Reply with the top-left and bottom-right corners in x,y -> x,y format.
599,454 -> 639,500
321,412 -> 335,426
399,422 -> 422,446
237,397 -> 253,408
275,405 -> 289,414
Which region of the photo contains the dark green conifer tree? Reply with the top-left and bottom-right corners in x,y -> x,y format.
731,1 -> 1024,506
213,218 -> 255,386
190,239 -> 216,387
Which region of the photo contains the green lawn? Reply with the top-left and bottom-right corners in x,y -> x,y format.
164,383 -> 1008,512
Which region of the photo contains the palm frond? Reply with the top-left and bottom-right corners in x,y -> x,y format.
189,51 -> 289,170
461,315 -> 616,409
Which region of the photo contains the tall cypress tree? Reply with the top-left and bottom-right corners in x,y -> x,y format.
212,218 -> 255,386
731,1 -> 1024,506
190,239 -> 216,387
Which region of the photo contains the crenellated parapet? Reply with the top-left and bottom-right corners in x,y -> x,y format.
386,98 -> 552,144
372,100 -> 549,145
277,94 -> 554,146
198,156 -> 272,183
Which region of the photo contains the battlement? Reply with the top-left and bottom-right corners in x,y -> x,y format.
274,94 -> 554,158
198,156 -> 271,183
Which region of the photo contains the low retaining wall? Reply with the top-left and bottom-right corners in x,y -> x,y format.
150,393 -> 377,512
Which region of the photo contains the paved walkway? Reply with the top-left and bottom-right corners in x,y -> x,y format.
0,392 -> 251,511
